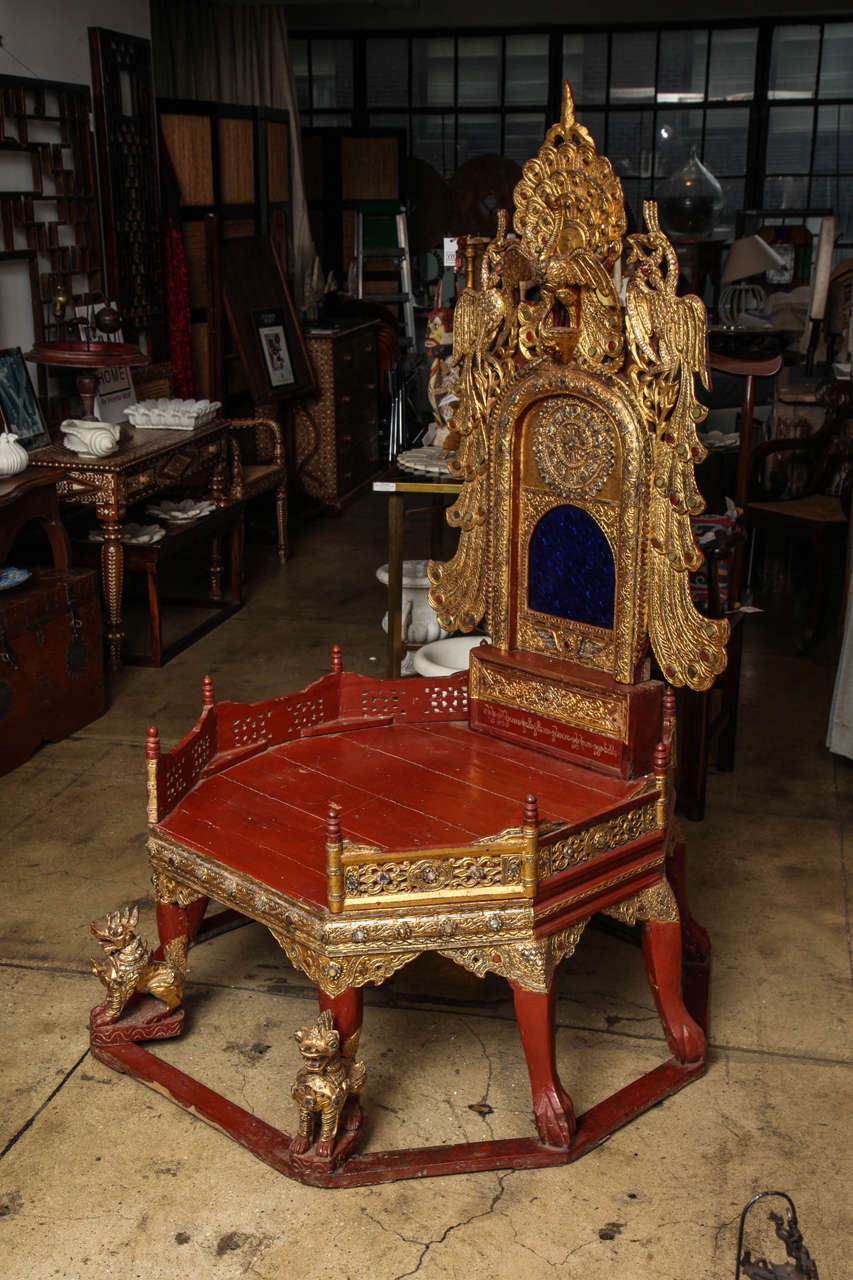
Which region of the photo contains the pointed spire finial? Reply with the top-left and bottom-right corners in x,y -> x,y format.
561,81 -> 576,134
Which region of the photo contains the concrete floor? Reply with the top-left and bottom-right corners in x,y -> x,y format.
1,495 -> 851,1279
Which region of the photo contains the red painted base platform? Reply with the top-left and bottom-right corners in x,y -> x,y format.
89,942 -> 710,1188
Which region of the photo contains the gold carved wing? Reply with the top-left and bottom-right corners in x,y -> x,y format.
625,201 -> 729,689
428,212 -> 531,633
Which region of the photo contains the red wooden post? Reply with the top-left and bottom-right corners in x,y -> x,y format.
511,982 -> 575,1147
331,644 -> 343,675
202,674 -> 215,707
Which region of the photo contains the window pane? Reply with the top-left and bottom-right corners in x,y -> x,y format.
505,35 -> 548,106
608,110 -> 654,180
708,28 -> 757,101
769,26 -> 819,100
458,37 -> 501,107
620,178 -> 643,230
413,38 -> 454,107
762,175 -> 810,209
610,32 -> 656,102
457,113 -> 500,167
718,178 -> 745,229
657,29 -> 708,103
291,39 -> 310,111
562,33 -> 608,105
504,113 -> 546,164
369,114 -> 409,148
366,39 -> 408,108
311,39 -> 353,110
766,106 -> 814,173
412,114 -> 454,177
582,110 -> 606,152
311,114 -> 352,130
818,23 -> 853,99
814,105 -> 853,174
655,108 -> 703,178
703,108 -> 750,175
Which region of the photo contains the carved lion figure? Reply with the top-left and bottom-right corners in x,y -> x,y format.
90,904 -> 186,1022
290,1009 -> 366,1158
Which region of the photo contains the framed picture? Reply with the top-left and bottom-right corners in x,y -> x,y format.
253,308 -> 296,389
0,348 -> 51,451
220,235 -> 315,405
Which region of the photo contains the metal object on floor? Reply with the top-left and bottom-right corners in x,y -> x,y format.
736,1191 -> 819,1279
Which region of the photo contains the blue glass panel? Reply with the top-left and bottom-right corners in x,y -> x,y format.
527,505 -> 615,629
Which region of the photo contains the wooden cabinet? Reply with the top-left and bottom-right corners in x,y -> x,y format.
292,322 -> 380,507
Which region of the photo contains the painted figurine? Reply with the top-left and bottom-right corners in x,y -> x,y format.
290,1009 -> 366,1158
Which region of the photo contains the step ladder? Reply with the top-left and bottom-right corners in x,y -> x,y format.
354,204 -> 416,353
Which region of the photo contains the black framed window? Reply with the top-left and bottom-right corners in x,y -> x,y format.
292,21 -> 853,247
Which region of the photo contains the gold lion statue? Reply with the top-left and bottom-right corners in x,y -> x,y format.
290,1009 -> 366,1158
90,904 -> 186,1022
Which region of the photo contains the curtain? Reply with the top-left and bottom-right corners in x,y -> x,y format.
150,0 -> 315,305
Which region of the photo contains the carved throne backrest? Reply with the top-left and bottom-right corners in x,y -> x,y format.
428,85 -> 729,778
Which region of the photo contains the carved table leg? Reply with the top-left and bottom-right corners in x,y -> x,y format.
511,981 -> 575,1147
99,511 -> 125,668
642,919 -> 707,1065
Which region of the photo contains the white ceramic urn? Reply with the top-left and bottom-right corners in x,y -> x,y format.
376,559 -> 449,646
0,430 -> 29,476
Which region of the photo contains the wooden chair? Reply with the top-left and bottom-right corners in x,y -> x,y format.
745,375 -> 853,648
227,412 -> 288,563
87,87 -> 719,1188
677,351 -> 782,821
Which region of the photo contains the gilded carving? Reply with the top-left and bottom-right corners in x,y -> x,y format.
151,870 -> 206,909
601,878 -> 680,926
624,200 -> 729,689
471,658 -> 625,739
541,801 -> 660,876
440,918 -> 589,992
290,1009 -> 366,1158
90,904 -> 186,1021
533,395 -> 615,500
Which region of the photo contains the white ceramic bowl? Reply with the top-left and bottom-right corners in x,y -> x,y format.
413,635 -> 490,677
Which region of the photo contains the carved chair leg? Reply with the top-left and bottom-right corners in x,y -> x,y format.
511,981 -> 575,1148
275,482 -> 288,564
665,839 -> 710,964
318,986 -> 365,1133
155,895 -> 209,963
642,918 -> 707,1065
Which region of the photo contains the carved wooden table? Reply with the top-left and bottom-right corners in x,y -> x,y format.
372,468 -> 462,676
29,421 -> 230,666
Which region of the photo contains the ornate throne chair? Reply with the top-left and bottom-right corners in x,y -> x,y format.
89,88 -> 725,1188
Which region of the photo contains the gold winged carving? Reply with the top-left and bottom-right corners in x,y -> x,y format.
624,200 -> 729,689
428,210 -> 531,633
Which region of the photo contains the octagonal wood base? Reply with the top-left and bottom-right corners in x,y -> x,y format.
88,946 -> 709,1188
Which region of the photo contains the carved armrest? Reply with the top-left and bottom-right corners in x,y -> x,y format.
228,415 -> 285,466
749,379 -> 853,495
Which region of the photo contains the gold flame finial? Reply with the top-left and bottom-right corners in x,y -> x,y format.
561,81 -> 576,134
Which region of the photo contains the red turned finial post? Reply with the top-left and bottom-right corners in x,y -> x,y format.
521,793 -> 540,899
330,644 -> 343,675
325,803 -> 344,914
202,674 -> 215,707
146,725 -> 160,760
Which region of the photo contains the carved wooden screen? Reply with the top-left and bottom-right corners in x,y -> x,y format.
0,74 -> 103,360
89,28 -> 163,353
